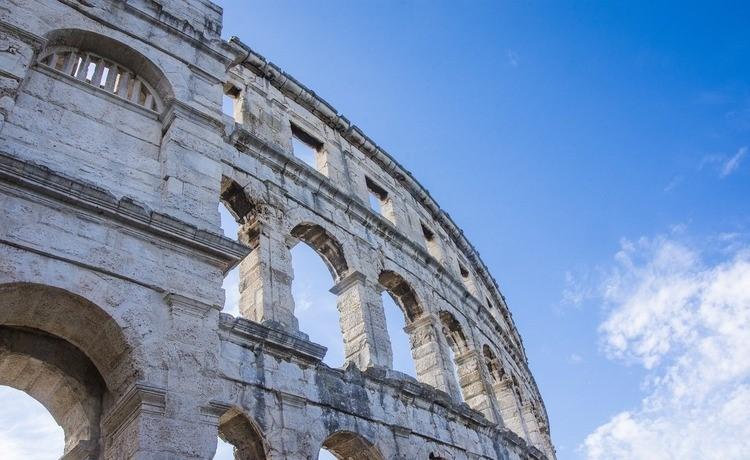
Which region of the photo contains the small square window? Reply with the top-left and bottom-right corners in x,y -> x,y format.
223,84 -> 241,119
421,222 -> 443,262
291,123 -> 322,169
366,176 -> 389,214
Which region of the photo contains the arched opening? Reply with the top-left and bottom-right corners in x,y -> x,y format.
289,223 -> 348,367
0,283 -> 137,458
41,29 -> 173,111
213,407 -> 267,460
319,431 -> 384,460
219,178 -> 258,317
0,386 -> 64,459
0,326 -> 106,458
378,271 -> 424,378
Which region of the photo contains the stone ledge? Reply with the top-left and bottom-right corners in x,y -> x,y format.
218,314 -> 327,363
0,152 -> 250,273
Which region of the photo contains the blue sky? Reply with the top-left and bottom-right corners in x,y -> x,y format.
2,2 -> 749,460
215,1 -> 750,458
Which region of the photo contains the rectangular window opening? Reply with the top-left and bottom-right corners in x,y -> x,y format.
421,221 -> 443,262
291,123 -> 322,169
366,176 -> 389,215
421,222 -> 435,242
222,84 -> 241,120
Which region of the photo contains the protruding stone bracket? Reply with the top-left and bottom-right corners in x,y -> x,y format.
165,292 -> 221,318
329,270 -> 367,295
200,400 -> 234,426
279,391 -> 307,409
102,382 -> 167,441
219,314 -> 327,363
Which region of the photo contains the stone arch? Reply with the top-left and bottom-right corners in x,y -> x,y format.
0,283 -> 136,392
290,222 -> 349,281
40,28 -> 174,109
438,310 -> 470,354
0,326 -> 105,457
320,430 -> 384,460
378,270 -> 423,323
217,407 -> 267,460
220,177 -> 259,226
0,283 -> 135,458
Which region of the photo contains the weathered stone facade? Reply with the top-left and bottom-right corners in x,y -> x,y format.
0,1 -> 555,458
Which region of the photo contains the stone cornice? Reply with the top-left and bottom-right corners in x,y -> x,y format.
0,152 -> 250,273
0,19 -> 47,48
219,314 -> 328,363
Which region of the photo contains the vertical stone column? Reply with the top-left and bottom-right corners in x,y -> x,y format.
522,402 -> 543,450
405,315 -> 461,400
492,379 -> 530,441
330,271 -> 392,369
237,218 -> 299,333
454,349 -> 498,423
159,109 -> 225,230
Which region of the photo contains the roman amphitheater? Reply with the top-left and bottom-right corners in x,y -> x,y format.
0,0 -> 555,458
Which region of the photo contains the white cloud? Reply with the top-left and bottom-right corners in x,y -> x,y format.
581,233 -> 750,460
720,147 -> 747,178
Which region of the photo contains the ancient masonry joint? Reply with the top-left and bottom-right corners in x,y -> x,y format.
0,1 -> 555,459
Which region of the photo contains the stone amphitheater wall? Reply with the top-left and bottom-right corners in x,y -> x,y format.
0,0 -> 555,458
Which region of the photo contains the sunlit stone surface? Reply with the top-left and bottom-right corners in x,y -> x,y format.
0,0 -> 554,458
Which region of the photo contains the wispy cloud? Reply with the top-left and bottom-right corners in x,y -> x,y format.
700,146 -> 747,179
506,49 -> 519,68
719,146 -> 747,178
663,175 -> 683,192
579,232 -> 750,459
569,353 -> 584,364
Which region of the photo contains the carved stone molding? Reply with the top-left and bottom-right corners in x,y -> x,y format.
102,382 -> 167,440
